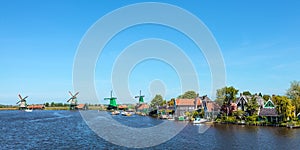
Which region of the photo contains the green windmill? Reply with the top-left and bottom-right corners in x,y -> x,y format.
104,90 -> 118,110
135,90 -> 145,103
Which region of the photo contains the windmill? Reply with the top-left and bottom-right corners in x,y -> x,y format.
16,94 -> 28,110
104,90 -> 117,110
135,90 -> 145,103
67,91 -> 79,110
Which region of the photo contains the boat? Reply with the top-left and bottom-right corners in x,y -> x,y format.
193,118 -> 207,124
178,116 -> 185,121
111,111 -> 120,115
25,109 -> 33,112
121,111 -> 131,116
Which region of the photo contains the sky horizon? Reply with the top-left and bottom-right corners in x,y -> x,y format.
1,0 -> 300,105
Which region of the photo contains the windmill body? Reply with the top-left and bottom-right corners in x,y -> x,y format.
67,91 -> 79,110
104,91 -> 118,110
135,90 -> 145,103
16,94 -> 28,110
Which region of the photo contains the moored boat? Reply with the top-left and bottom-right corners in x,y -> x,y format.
111,111 -> 120,115
193,118 -> 207,124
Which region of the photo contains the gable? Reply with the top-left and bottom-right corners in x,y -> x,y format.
264,100 -> 275,108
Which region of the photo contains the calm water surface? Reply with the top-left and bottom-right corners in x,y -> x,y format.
0,110 -> 299,149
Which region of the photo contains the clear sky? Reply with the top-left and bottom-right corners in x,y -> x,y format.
1,0 -> 300,105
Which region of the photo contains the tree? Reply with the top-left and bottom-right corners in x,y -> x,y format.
272,95 -> 295,121
286,81 -> 300,116
150,94 -> 164,108
246,96 -> 259,116
167,98 -> 175,106
45,102 -> 49,107
51,102 -> 55,107
262,95 -> 270,102
177,91 -> 197,99
243,91 -> 252,96
215,86 -> 239,106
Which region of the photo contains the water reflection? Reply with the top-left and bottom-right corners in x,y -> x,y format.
1,110 -> 299,149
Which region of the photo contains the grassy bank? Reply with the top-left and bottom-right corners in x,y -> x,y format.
0,107 -> 18,110
45,107 -> 69,110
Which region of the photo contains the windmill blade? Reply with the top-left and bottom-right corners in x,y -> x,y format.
16,101 -> 20,104
141,95 -> 145,97
23,96 -> 28,100
134,96 -> 140,98
104,98 -> 111,100
67,98 -> 72,102
69,91 -> 74,97
74,92 -> 79,97
18,94 -> 23,100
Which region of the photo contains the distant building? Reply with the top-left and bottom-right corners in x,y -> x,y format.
118,105 -> 128,110
236,93 -> 249,111
27,105 -> 45,110
175,97 -> 202,117
75,104 -> 88,110
203,100 -> 220,119
258,99 -> 280,123
253,95 -> 265,108
136,103 -> 149,113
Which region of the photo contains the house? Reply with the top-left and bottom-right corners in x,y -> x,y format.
158,105 -> 175,115
220,101 -> 237,115
118,105 -> 128,110
175,97 -> 202,117
236,93 -> 249,111
253,95 -> 265,108
27,104 -> 45,110
136,103 -> 149,113
205,102 -> 220,119
75,104 -> 88,110
258,99 -> 280,123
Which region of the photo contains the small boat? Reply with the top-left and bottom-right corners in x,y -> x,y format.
160,115 -> 168,119
193,118 -> 207,124
25,109 -> 33,112
121,111 -> 132,116
111,111 -> 120,115
178,116 -> 185,121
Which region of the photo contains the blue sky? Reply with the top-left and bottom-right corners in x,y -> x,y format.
1,0 -> 300,105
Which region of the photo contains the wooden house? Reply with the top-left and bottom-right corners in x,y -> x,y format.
236,93 -> 249,111
175,97 -> 202,117
136,103 -> 149,113
258,99 -> 280,123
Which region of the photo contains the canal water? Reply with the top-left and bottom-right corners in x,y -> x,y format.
0,110 -> 299,149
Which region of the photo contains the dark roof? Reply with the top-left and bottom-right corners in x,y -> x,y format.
254,95 -> 264,107
259,108 -> 278,116
236,95 -> 249,105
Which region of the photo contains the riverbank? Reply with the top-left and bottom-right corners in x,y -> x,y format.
0,106 -> 103,111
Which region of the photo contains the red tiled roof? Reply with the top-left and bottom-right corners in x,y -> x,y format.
118,105 -> 128,109
76,104 -> 86,109
137,104 -> 149,110
27,105 -> 45,109
176,98 -> 202,106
